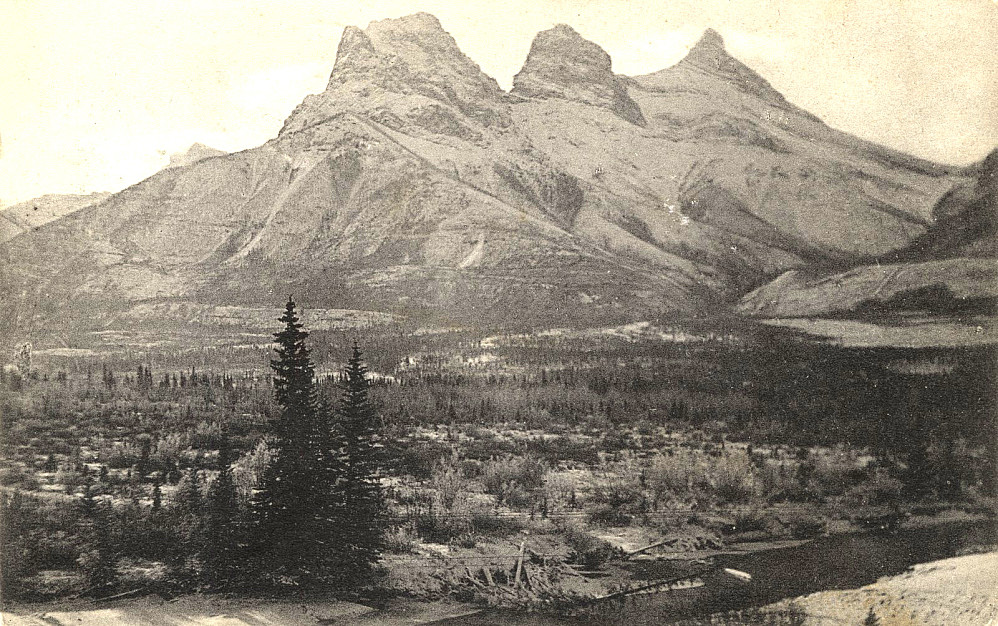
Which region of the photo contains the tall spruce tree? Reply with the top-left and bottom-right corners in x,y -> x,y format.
336,344 -> 385,582
77,483 -> 118,594
174,468 -> 204,578
203,435 -> 241,588
247,297 -> 345,587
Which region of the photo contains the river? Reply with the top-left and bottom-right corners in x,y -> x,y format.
435,519 -> 995,624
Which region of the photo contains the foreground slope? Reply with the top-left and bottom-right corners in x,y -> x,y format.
0,15 -> 969,341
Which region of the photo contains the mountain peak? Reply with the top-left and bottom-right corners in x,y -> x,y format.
281,13 -> 510,137
369,11 -> 444,33
512,24 -> 645,126
668,27 -> 789,107
696,28 -> 725,50
682,28 -> 728,70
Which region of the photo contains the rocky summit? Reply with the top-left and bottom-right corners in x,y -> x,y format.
512,24 -> 645,126
0,14 -> 989,341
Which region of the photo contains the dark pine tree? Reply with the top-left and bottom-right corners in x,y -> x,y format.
173,468 -> 204,578
1,491 -> 36,598
203,436 -> 241,588
336,343 -> 385,583
247,296 -> 345,588
77,483 -> 118,594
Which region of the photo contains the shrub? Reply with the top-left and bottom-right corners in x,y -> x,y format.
563,527 -> 621,569
729,508 -> 786,537
481,455 -> 546,507
383,525 -> 418,554
588,505 -> 632,527
710,450 -> 759,504
470,510 -> 524,537
647,449 -> 708,500
392,440 -> 451,479
843,468 -> 903,508
778,510 -> 827,539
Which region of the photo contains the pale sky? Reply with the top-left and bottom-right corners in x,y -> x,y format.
1,0 -> 996,207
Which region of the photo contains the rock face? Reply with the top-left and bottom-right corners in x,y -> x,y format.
281,12 -> 510,139
512,25 -> 645,126
0,16 -> 982,340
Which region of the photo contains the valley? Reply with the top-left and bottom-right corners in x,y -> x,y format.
1,8 -> 995,624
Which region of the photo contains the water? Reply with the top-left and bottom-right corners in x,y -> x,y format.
436,519 -> 995,624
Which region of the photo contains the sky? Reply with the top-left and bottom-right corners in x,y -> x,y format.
1,0 -> 996,207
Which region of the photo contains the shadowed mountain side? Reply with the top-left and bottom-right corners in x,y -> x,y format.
737,258 -> 998,319
740,148 -> 996,319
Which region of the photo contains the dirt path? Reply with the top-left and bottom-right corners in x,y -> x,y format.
1,595 -> 481,626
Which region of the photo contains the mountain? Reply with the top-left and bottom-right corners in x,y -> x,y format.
738,149 -> 997,319
0,192 -> 112,244
166,143 -> 227,169
0,15 -> 976,342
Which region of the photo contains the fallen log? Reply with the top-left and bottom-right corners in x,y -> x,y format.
94,587 -> 145,603
624,537 -> 679,559
587,570 -> 710,605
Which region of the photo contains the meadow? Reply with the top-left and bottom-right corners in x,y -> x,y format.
2,314 -> 994,607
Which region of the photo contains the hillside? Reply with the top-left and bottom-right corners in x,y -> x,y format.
738,149 -> 997,319
0,193 -> 111,244
0,14 -> 970,342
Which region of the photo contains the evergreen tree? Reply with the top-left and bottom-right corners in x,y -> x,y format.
1,492 -> 36,598
247,297 -> 344,587
77,484 -> 118,593
203,436 -> 241,588
336,343 -> 385,582
174,469 -> 203,577
151,475 -> 163,512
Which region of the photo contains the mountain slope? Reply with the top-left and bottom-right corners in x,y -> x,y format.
0,15 -> 974,341
738,149 -> 997,319
0,193 -> 112,244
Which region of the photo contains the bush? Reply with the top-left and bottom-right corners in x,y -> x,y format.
383,525 -> 418,554
729,508 -> 786,537
778,510 -> 827,539
843,468 -> 903,508
588,505 -> 632,527
647,449 -> 708,500
392,440 -> 451,479
710,450 -> 759,504
482,455 -> 546,507
470,511 -> 524,537
563,527 -> 621,569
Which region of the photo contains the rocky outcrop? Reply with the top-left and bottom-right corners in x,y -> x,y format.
512,25 -> 645,126
281,13 -> 510,138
